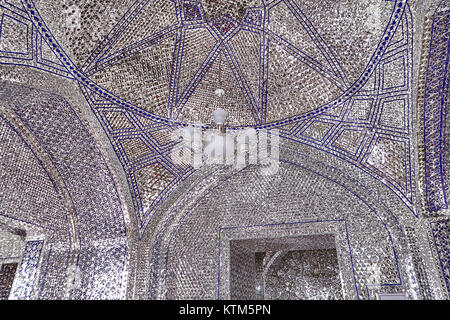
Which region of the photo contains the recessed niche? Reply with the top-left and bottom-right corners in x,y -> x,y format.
229,234 -> 343,300
0,228 -> 26,300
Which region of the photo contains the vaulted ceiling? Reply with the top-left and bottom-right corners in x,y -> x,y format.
0,0 -> 421,233
29,0 -> 395,126
1,0 -> 449,300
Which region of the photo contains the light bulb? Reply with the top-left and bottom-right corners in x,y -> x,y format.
213,108 -> 228,124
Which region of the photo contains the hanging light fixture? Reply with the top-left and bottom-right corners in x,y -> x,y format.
201,51 -> 235,164
172,51 -> 279,175
213,53 -> 227,132
204,95 -> 234,165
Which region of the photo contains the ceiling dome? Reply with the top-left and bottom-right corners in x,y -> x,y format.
30,0 -> 397,127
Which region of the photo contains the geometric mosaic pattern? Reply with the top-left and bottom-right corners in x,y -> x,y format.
0,0 -> 418,236
81,88 -> 193,233
0,263 -> 18,300
430,220 -> 450,295
159,161 -> 407,300
278,2 -> 416,215
8,240 -> 43,300
1,75 -> 130,300
2,1 -> 420,229
0,0 -> 449,301
423,1 -> 450,212
32,0 -> 138,68
0,1 -> 72,79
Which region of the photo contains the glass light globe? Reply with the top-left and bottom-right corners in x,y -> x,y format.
204,133 -> 234,165
213,108 -> 228,124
